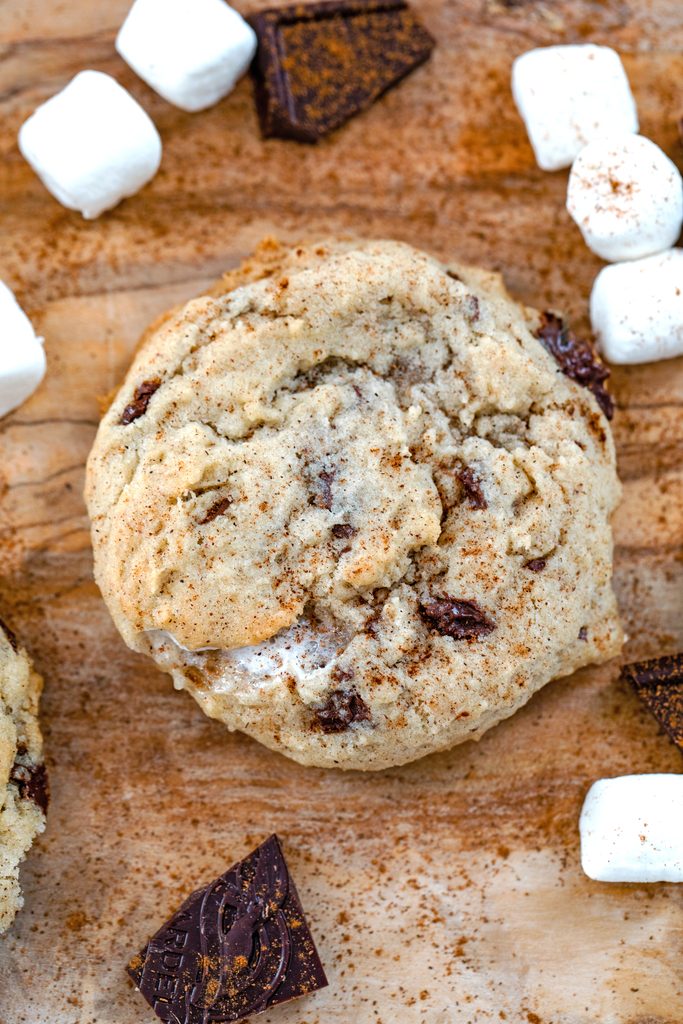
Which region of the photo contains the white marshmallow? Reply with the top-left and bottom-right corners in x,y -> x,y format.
18,71 -> 162,220
567,135 -> 683,262
116,0 -> 257,113
590,249 -> 683,364
512,45 -> 638,171
580,774 -> 683,883
0,282 -> 46,419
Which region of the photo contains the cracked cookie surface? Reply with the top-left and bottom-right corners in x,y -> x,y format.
0,619 -> 46,931
86,239 -> 622,770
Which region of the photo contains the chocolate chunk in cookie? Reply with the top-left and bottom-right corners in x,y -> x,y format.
120,378 -> 161,425
248,0 -> 435,143
621,653 -> 683,753
525,558 -> 547,572
200,497 -> 233,524
315,687 -> 371,732
458,466 -> 487,509
420,597 -> 495,640
128,835 -> 327,1023
331,523 -> 357,539
535,312 -> 613,420
309,469 -> 335,509
10,751 -> 49,815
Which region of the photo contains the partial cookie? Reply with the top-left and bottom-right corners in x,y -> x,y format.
86,239 -> 622,770
0,617 -> 47,932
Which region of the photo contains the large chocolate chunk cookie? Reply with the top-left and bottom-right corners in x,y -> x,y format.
86,239 -> 621,769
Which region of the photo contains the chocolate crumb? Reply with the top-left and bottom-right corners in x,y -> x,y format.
248,0 -> 435,143
621,653 -> 683,753
420,597 -> 495,640
535,312 -> 613,420
0,616 -> 18,652
200,497 -> 233,524
10,752 -> 49,815
524,558 -> 546,572
578,626 -> 588,641
128,835 -> 327,1023
315,688 -> 371,732
331,523 -> 357,539
120,378 -> 161,425
458,467 -> 487,510
464,295 -> 480,322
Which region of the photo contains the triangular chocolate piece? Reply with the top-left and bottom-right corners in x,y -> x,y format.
622,653 -> 683,753
128,835 -> 328,1023
249,0 -> 435,142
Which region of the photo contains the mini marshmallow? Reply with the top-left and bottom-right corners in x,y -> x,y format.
19,71 -> 162,219
580,774 -> 683,883
567,135 -> 683,262
590,249 -> 683,364
512,45 -> 638,171
116,0 -> 257,113
0,282 -> 46,419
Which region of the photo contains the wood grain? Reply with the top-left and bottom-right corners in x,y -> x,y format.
1,1 -> 682,1022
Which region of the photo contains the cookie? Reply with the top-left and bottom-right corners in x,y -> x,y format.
85,239 -> 622,770
0,617 -> 47,931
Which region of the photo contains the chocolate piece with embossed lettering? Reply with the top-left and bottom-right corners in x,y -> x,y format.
128,835 -> 327,1023
535,311 -> 613,420
622,653 -> 683,753
248,0 -> 435,143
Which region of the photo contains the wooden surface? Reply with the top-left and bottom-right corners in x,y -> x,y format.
1,2 -> 683,1022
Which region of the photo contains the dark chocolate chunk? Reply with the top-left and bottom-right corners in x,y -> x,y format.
248,0 -> 435,143
621,653 -> 683,753
128,835 -> 327,1024
331,523 -> 357,539
310,469 -> 335,510
200,497 -> 233,524
314,688 -> 371,732
0,616 -> 18,652
524,558 -> 546,572
420,596 -> 496,640
535,312 -> 613,420
458,466 -> 487,510
10,751 -> 49,815
120,378 -> 161,426
578,627 -> 588,641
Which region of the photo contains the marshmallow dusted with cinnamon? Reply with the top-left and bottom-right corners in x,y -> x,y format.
512,45 -> 638,171
580,775 -> 683,882
567,135 -> 683,262
590,249 -> 683,364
